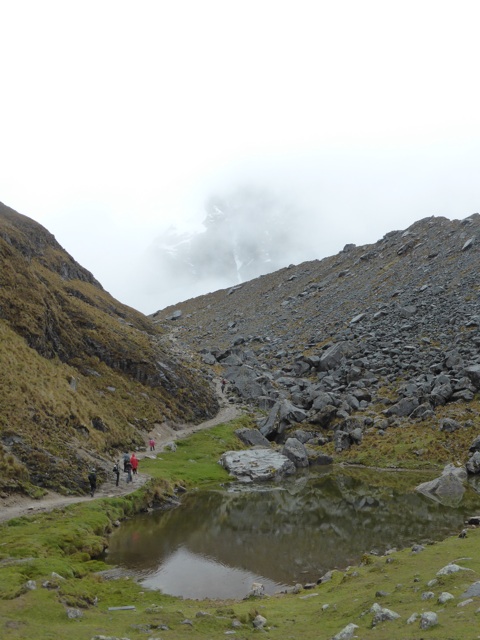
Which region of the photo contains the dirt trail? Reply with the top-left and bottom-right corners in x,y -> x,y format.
0,381 -> 242,524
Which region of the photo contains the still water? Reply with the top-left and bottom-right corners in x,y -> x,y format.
105,468 -> 480,600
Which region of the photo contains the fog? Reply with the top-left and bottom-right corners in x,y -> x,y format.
131,140 -> 480,313
1,1 -> 480,314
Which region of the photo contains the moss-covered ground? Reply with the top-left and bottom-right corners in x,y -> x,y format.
1,416 -> 480,640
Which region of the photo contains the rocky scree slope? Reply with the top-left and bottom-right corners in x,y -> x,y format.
153,214 -> 480,466
0,202 -> 218,497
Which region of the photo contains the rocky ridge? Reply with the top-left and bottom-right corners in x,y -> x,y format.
153,214 -> 480,468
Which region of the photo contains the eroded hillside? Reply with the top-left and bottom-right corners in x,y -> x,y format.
0,203 -> 218,497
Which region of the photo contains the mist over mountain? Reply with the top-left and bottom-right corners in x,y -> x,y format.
148,186 -> 321,305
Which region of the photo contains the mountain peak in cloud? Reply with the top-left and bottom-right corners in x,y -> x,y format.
151,185 -> 311,301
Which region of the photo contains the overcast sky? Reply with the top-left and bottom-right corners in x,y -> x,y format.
1,1 -> 479,314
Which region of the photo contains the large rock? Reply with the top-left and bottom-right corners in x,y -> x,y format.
416,472 -> 465,506
259,400 -> 307,438
442,463 -> 467,482
259,402 -> 281,438
278,399 -> 308,425
439,418 -> 461,432
465,364 -> 480,389
309,404 -> 338,427
334,430 -> 351,452
222,354 -> 244,366
410,402 -> 434,420
430,380 -> 453,406
256,396 -> 277,411
306,450 -> 334,466
420,612 -> 438,630
332,623 -> 359,640
219,449 -> 296,482
235,428 -> 271,448
226,365 -> 265,400
469,435 -> 480,453
318,342 -> 352,371
282,438 -> 309,468
385,397 -> 419,417
371,602 -> 400,625
311,391 -> 340,411
291,429 -> 316,444
466,451 -> 480,474
201,352 -> 217,365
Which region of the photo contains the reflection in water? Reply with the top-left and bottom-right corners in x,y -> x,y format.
140,546 -> 287,599
105,469 -> 480,599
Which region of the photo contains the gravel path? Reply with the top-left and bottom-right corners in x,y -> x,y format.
0,381 -> 241,524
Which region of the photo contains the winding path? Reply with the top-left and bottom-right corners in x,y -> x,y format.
0,384 -> 241,524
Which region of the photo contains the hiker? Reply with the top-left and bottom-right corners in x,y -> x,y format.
221,378 -> 227,393
149,438 -> 155,451
113,461 -> 120,487
88,468 -> 97,497
123,451 -> 130,472
125,458 -> 133,483
130,452 -> 139,476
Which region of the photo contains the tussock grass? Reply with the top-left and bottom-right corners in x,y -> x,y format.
320,399 -> 480,470
1,208 -> 219,497
0,312 -> 217,496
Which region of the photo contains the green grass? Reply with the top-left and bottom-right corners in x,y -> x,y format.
140,417 -> 250,486
2,526 -> 480,639
0,419 -> 248,601
2,416 -> 480,639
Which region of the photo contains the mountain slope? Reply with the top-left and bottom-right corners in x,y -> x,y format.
0,202 -> 218,497
152,213 -> 480,467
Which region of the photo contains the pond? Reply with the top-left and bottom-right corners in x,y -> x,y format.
105,468 -> 480,600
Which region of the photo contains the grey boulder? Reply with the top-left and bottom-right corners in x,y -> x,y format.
219,449 -> 296,482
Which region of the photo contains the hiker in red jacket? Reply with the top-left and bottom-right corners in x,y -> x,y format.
130,453 -> 139,476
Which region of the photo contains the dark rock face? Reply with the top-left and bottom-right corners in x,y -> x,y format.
153,214 -> 480,456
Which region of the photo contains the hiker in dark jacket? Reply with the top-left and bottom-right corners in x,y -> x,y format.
125,459 -> 133,483
88,468 -> 97,497
123,451 -> 130,472
113,461 -> 120,487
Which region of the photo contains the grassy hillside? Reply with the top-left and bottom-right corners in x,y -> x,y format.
0,203 -> 218,497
